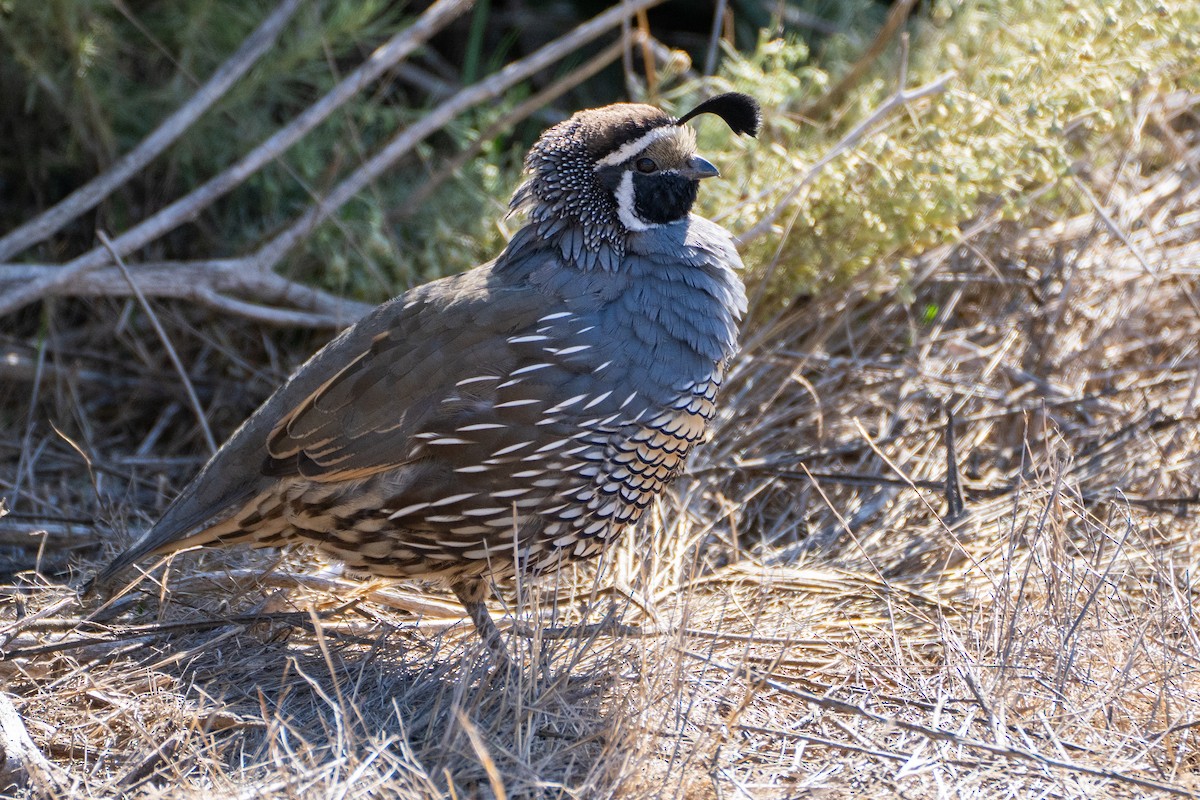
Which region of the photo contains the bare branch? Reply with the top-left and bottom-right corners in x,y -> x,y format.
0,261 -> 372,328
188,288 -> 365,328
0,0 -> 473,321
394,37 -> 628,219
0,0 -> 304,262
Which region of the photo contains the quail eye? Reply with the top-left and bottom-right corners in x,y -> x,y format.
635,157 -> 658,174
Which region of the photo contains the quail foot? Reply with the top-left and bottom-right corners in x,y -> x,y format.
92,92 -> 761,655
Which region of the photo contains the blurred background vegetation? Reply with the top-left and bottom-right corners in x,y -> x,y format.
3,0 -> 1193,308
0,0 -> 881,297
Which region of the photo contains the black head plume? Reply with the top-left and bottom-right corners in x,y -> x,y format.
676,92 -> 761,137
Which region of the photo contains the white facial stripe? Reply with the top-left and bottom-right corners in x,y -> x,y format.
594,126 -> 676,169
614,171 -> 652,231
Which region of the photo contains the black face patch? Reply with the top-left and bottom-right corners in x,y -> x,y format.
633,172 -> 699,225
595,164 -> 623,192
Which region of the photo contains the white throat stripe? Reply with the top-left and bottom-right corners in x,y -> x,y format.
594,126 -> 676,169
614,170 -> 655,231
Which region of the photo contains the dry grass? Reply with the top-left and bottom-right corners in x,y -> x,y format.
3,93 -> 1200,800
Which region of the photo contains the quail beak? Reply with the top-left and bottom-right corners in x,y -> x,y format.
678,155 -> 720,181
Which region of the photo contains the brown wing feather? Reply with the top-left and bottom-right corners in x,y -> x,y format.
89,264 -> 552,585
263,273 -> 552,482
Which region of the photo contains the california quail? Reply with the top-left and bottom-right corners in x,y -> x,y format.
93,93 -> 761,650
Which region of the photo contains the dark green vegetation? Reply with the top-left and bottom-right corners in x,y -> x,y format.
0,0 -> 878,295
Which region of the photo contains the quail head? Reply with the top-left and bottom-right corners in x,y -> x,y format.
93,92 -> 761,650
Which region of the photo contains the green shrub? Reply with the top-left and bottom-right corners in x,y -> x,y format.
698,0 -> 1200,304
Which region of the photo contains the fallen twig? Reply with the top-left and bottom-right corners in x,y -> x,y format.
0,610 -> 329,661
114,731 -> 183,791
0,692 -> 72,795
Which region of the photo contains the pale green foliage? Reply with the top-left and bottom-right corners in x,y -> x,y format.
694,0 -> 1200,301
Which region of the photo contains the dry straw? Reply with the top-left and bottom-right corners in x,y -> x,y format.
2,2 -> 1199,798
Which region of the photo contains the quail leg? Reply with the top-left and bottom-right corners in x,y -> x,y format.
452,579 -> 510,664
